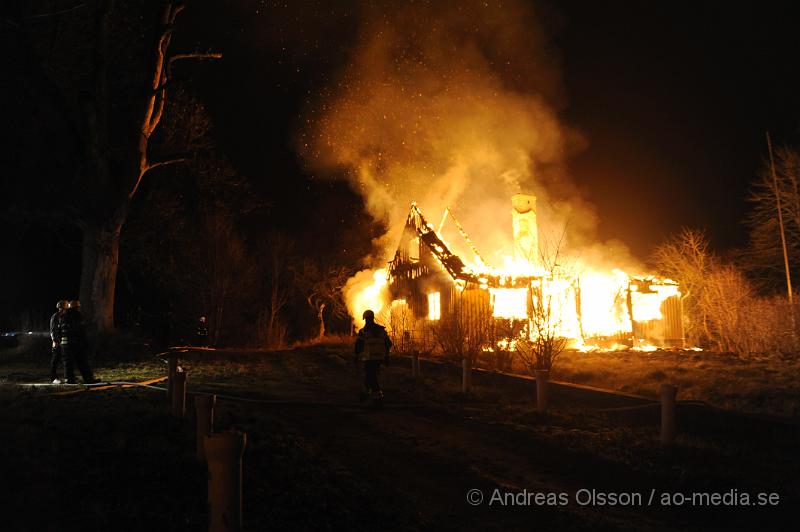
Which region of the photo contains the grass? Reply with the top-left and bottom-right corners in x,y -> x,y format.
4,333 -> 800,417
547,349 -> 800,417
1,338 -> 798,530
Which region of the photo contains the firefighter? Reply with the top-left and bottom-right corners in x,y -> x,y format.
49,300 -> 68,384
197,316 -> 209,347
354,309 -> 392,406
59,300 -> 96,384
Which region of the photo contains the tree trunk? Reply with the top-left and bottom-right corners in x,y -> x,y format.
79,220 -> 122,332
317,303 -> 326,339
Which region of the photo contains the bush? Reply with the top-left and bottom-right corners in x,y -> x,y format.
653,228 -> 798,357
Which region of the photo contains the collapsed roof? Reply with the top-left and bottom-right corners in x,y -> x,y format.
392,204 -> 538,289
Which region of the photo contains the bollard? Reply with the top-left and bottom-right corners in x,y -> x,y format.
171,368 -> 187,418
205,431 -> 247,532
196,394 -> 216,461
660,384 -> 678,448
534,369 -> 550,412
411,351 -> 420,379
461,357 -> 472,394
167,357 -> 179,402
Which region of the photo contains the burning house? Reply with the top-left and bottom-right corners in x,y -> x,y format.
382,195 -> 684,352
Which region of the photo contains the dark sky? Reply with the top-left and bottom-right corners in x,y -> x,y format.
4,0 -> 800,327
557,1 -> 800,255
178,0 -> 800,258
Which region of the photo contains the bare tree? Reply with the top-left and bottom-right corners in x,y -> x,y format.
516,280 -> 568,374
743,145 -> 800,289
651,228 -> 714,346
8,2 -> 220,331
431,287 -> 492,392
701,265 -> 753,353
515,228 -> 570,374
386,301 -> 417,353
653,228 -> 796,355
260,231 -> 293,348
200,211 -> 257,347
298,261 -> 351,339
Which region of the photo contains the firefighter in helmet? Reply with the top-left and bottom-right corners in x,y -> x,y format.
354,309 -> 392,406
49,300 -> 68,383
197,316 -> 209,347
59,300 -> 97,384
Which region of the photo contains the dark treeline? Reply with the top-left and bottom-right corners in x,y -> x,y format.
0,1 -> 382,345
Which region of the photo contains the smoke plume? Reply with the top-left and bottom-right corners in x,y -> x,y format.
298,0 -> 640,274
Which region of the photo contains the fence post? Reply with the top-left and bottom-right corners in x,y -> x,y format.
196,394 -> 216,461
411,351 -> 420,379
167,357 -> 179,402
205,431 -> 247,532
171,368 -> 187,418
660,384 -> 678,448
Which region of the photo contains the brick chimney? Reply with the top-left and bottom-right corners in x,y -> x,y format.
511,193 -> 538,267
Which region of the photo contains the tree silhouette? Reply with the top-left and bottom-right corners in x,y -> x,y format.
4,1 -> 219,331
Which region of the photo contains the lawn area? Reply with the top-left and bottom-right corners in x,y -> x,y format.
540,349 -> 800,418
1,338 -> 798,531
4,334 -> 799,419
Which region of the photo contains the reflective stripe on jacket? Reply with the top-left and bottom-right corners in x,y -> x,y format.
363,334 -> 387,360
59,309 -> 86,347
355,324 -> 391,361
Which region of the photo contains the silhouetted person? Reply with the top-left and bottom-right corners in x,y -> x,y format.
49,300 -> 68,384
59,300 -> 96,384
354,309 -> 392,406
197,315 -> 209,347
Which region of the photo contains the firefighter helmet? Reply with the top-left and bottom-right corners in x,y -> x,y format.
56,300 -> 68,310
362,309 -> 375,321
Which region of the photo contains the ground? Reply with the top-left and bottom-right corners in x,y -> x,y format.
512,348 -> 800,417
0,337 -> 797,531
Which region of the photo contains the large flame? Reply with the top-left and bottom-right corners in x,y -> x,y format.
489,287 -> 528,319
343,268 -> 390,328
342,249 -> 680,349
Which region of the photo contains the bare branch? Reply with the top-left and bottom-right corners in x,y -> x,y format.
130,3 -> 219,202
21,3 -> 87,20
169,52 -> 223,64
146,158 -> 189,172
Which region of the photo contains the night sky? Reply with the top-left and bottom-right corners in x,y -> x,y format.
557,1 -> 800,254
3,0 -> 800,326
177,0 -> 800,255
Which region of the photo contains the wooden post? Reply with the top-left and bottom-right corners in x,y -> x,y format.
167,357 -> 178,402
411,351 -> 420,378
171,368 -> 187,418
660,384 -> 678,448
767,131 -> 797,339
767,132 -> 794,305
461,357 -> 472,394
196,394 -> 216,461
535,369 -> 550,412
205,431 -> 247,532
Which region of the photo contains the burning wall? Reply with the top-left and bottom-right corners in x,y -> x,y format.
383,200 -> 683,350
